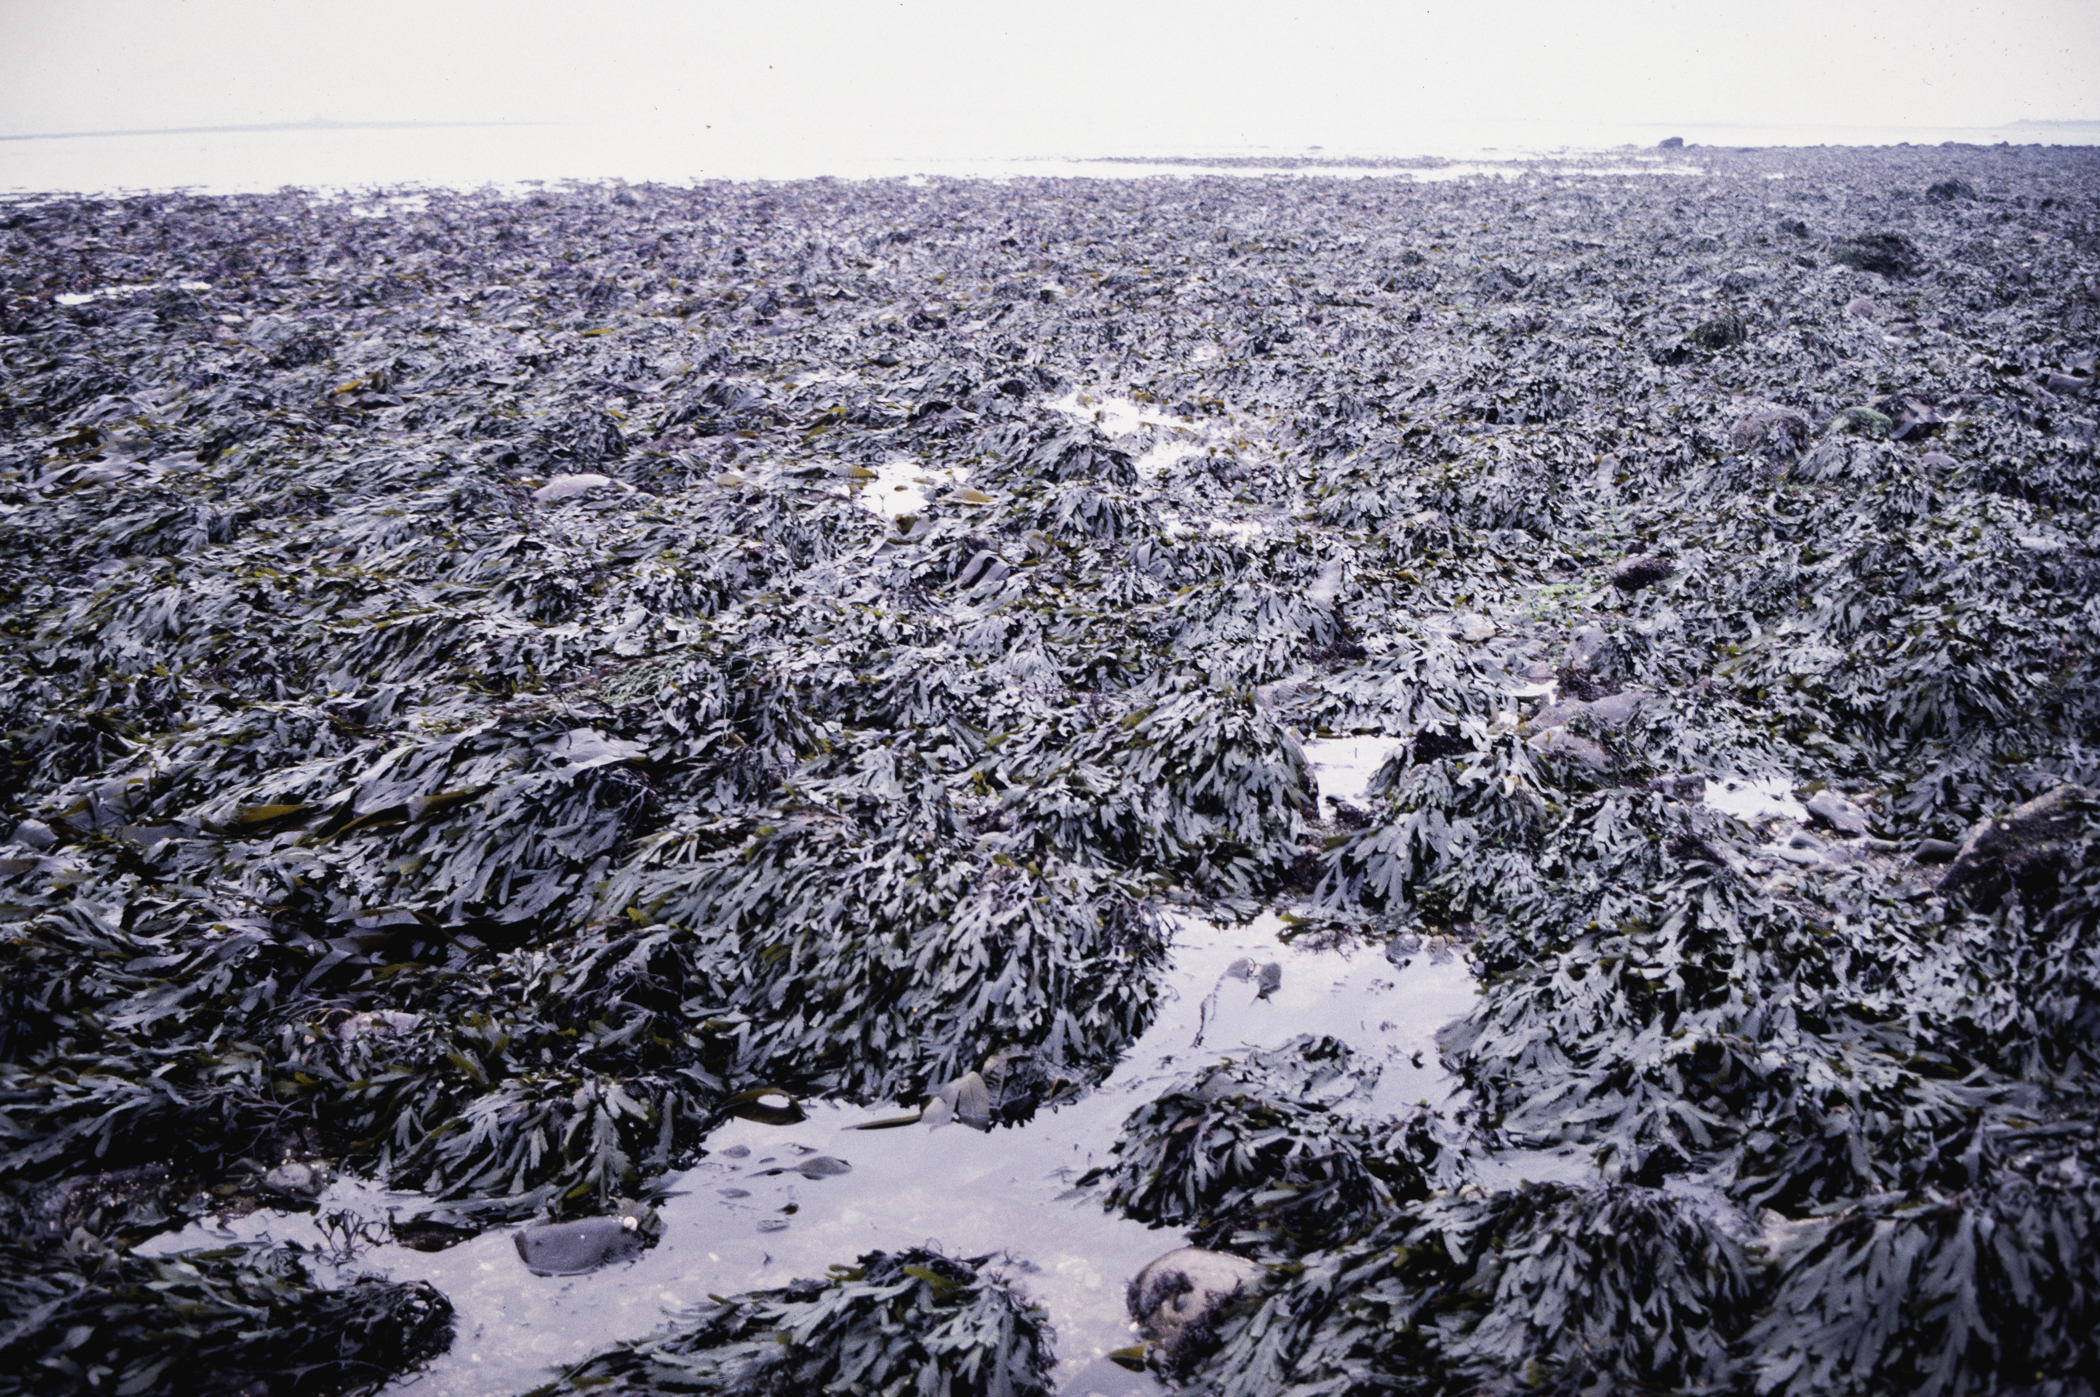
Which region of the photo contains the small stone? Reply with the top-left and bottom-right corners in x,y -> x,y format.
1845,295 -> 1878,320
9,819 -> 55,850
1454,613 -> 1496,642
515,1215 -> 646,1275
1803,789 -> 1871,836
1254,962 -> 1282,999
1913,838 -> 1961,865
796,1155 -> 853,1178
1129,1247 -> 1263,1369
532,473 -> 628,503
261,1161 -> 329,1199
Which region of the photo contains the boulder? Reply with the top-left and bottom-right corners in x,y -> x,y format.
1926,178 -> 1977,201
1938,784 -> 2094,911
1128,1247 -> 1263,1370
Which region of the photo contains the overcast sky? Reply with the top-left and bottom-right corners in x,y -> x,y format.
3,0 -> 2096,155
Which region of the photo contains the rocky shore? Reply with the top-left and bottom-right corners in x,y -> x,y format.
2,142 -> 2097,1394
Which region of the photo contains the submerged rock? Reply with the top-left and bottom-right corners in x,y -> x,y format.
1128,1247 -> 1263,1370
515,1214 -> 647,1275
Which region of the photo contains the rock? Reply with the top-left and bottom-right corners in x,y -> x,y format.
1650,774 -> 1705,801
1608,554 -> 1675,592
1777,831 -> 1830,865
9,819 -> 55,850
1913,838 -> 1962,865
1454,613 -> 1496,642
1829,232 -> 1925,278
1926,178 -> 1976,201
1919,451 -> 1957,470
1687,315 -> 1747,351
1535,690 -> 1644,730
1720,265 -> 1770,295
794,1155 -> 853,1178
515,1214 -> 646,1275
531,472 -> 629,503
1845,295 -> 1879,320
1128,1247 -> 1263,1369
261,1160 -> 330,1199
1557,623 -> 1623,700
1938,784 -> 2094,911
2041,372 -> 2091,397
925,1069 -> 993,1129
393,1208 -> 482,1252
1803,789 -> 1871,835
980,1046 -> 1056,1124
1530,726 -> 1611,772
1658,136 -> 1685,149
1776,217 -> 1811,239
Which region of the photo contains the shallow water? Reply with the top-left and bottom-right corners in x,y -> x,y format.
137,905 -> 1477,1397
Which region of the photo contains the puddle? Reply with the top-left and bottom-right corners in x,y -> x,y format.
849,457 -> 969,520
135,908 -> 1476,1397
1302,735 -> 1405,817
1704,775 -> 1807,823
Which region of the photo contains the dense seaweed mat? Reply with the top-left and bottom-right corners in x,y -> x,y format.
0,143 -> 2097,1392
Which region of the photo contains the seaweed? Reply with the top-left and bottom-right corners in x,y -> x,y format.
521,1247 -> 1054,1397
0,141 -> 2097,1392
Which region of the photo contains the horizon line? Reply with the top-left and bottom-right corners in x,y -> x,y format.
0,118 -> 565,143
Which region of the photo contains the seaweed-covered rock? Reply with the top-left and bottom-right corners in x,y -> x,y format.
1939,783 -> 2095,911
1085,1036 -> 1459,1250
1831,231 -> 1927,277
1128,1247 -> 1264,1373
527,1247 -> 1054,1396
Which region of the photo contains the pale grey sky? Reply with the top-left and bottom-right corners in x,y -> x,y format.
3,0 -> 2095,153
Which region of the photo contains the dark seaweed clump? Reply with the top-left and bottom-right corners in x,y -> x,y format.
522,1247 -> 1054,1396
0,141 -> 2098,1392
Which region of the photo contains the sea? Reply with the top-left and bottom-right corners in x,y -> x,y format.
4,115 -> 2098,197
